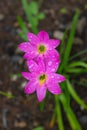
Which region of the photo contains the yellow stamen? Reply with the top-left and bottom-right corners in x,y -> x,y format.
39,74 -> 47,86
38,44 -> 46,54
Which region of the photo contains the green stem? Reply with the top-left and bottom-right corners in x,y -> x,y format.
59,94 -> 82,130
55,95 -> 64,130
32,25 -> 38,34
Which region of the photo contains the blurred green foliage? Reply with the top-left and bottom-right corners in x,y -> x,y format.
18,0 -> 45,40
32,126 -> 44,130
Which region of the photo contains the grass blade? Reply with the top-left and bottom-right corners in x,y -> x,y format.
70,49 -> 87,60
59,29 -> 68,59
59,94 -> 82,130
0,91 -> 15,98
59,10 -> 80,72
32,126 -> 44,130
55,95 -> 64,130
39,100 -> 45,111
66,80 -> 87,109
21,0 -> 38,34
66,68 -> 87,73
21,0 -> 29,19
17,15 -> 28,40
68,61 -> 87,68
17,16 -> 28,33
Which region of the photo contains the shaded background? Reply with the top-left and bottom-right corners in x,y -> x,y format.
0,0 -> 87,130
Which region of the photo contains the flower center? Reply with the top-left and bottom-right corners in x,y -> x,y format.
38,44 -> 46,54
39,74 -> 47,86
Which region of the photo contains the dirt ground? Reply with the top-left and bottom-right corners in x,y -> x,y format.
0,0 -> 87,130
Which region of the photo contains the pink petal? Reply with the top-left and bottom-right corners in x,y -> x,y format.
23,53 -> 36,60
23,46 -> 37,60
37,31 -> 49,41
47,73 -> 66,84
47,39 -> 60,48
36,85 -> 47,102
45,50 -> 60,72
46,58 -> 60,73
27,60 -> 38,72
27,32 -> 39,45
26,72 -> 38,80
47,82 -> 61,94
24,81 -> 37,94
47,49 -> 60,60
18,42 -> 30,52
22,72 -> 37,81
22,72 -> 31,80
37,58 -> 45,73
53,74 -> 66,83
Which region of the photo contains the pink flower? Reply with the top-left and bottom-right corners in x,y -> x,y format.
22,59 -> 66,102
18,31 -> 60,62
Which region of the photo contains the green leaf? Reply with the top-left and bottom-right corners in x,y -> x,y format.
29,1 -> 38,15
67,107 -> 82,130
59,94 -> 82,130
39,100 -> 45,111
19,31 -> 28,41
17,16 -> 28,33
61,82 -> 71,105
17,15 -> 28,40
55,96 -> 64,130
22,0 -> 29,13
60,8 -> 68,14
21,0 -> 39,34
32,126 -> 44,130
70,49 -> 87,60
22,0 -> 29,20
66,68 -> 87,74
31,17 -> 38,26
0,91 -> 15,98
68,61 -> 87,68
11,73 -> 22,78
31,24 -> 38,34
59,29 -> 68,60
38,12 -> 45,19
66,80 -> 87,109
59,10 -> 80,72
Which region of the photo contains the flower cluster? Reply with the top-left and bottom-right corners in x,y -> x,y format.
19,31 -> 66,102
